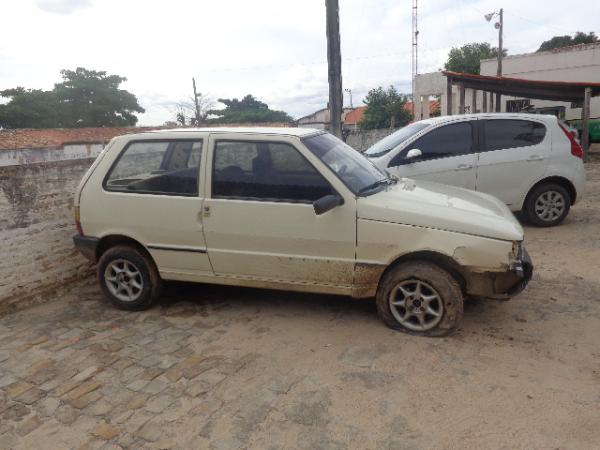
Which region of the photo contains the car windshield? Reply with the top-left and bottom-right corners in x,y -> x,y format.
364,122 -> 431,157
302,132 -> 389,196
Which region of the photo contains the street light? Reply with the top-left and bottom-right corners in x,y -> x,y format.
344,88 -> 353,108
485,8 -> 503,112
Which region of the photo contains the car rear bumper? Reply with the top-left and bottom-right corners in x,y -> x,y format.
73,235 -> 99,262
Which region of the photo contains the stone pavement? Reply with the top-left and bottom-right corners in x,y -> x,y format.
1,270 -> 600,450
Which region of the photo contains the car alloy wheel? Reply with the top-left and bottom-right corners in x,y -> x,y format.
388,279 -> 444,332
534,190 -> 566,223
104,258 -> 144,302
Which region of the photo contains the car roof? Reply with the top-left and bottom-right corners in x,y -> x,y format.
145,127 -> 322,137
418,113 -> 558,126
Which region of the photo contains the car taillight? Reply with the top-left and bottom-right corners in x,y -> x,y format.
74,206 -> 84,235
559,122 -> 584,159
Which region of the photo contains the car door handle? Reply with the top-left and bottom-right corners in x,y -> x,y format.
454,164 -> 473,171
527,155 -> 544,162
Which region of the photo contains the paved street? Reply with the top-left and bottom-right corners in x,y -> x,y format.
1,162 -> 600,449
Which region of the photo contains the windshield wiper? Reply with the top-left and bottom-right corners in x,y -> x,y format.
358,177 -> 394,195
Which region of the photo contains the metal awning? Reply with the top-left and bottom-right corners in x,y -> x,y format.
442,71 -> 600,102
441,71 -> 599,153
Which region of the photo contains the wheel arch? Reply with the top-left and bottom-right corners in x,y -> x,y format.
523,176 -> 577,207
381,250 -> 467,293
96,234 -> 155,264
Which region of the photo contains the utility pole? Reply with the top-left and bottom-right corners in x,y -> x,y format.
192,77 -> 201,126
412,0 -> 419,101
495,8 -> 503,112
326,0 -> 343,138
345,88 -> 353,108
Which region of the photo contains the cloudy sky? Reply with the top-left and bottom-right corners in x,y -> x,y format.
1,0 -> 599,125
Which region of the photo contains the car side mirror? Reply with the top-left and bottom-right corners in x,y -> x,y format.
313,194 -> 343,215
405,148 -> 422,161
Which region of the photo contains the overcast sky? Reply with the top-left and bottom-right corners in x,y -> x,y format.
1,0 -> 599,125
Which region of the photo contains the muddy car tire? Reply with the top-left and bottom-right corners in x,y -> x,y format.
97,245 -> 162,311
523,182 -> 570,227
376,261 -> 463,337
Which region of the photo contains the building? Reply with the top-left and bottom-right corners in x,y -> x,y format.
0,127 -> 154,166
296,108 -> 354,129
414,42 -> 600,140
480,42 -> 600,122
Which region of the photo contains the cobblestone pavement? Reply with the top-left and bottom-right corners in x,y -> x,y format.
1,164 -> 600,449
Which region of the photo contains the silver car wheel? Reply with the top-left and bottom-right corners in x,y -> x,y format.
388,279 -> 444,331
534,190 -> 566,222
104,259 -> 143,302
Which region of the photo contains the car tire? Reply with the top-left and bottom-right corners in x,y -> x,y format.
523,182 -> 571,227
97,245 -> 162,311
375,261 -> 463,337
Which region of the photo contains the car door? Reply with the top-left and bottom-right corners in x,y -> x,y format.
476,118 -> 550,207
201,134 -> 356,287
386,121 -> 478,190
99,138 -> 213,276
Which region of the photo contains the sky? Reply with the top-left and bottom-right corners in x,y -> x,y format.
1,0 -> 599,125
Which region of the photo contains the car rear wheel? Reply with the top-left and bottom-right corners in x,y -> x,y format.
524,182 -> 570,227
98,245 -> 162,311
375,261 -> 463,337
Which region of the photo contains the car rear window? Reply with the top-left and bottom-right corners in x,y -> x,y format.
104,140 -> 202,196
484,120 -> 546,151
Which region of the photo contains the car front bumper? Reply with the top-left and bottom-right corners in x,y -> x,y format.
467,246 -> 533,300
73,235 -> 99,262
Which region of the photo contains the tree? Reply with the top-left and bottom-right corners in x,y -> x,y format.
537,32 -> 598,52
0,67 -> 144,129
53,68 -> 144,127
361,86 -> 412,130
207,95 -> 292,123
444,42 -> 507,75
173,93 -> 215,126
0,88 -> 60,129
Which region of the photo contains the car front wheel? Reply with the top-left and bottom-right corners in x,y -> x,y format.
375,261 -> 463,337
97,245 -> 162,311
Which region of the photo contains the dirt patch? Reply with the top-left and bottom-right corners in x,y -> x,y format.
0,163 -> 599,449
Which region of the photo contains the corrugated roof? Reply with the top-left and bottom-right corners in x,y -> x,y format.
0,123 -> 294,150
0,127 -> 159,150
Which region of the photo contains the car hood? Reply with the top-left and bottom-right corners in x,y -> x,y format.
357,179 -> 524,241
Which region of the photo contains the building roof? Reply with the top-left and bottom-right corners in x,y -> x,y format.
344,106 -> 366,125
442,71 -> 600,102
405,100 -> 441,116
0,127 -> 158,150
0,123 -> 294,150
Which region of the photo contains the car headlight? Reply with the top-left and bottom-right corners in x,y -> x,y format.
512,241 -> 523,260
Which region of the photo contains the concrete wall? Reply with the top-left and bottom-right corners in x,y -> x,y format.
0,159 -> 94,315
345,128 -> 396,152
0,143 -> 105,167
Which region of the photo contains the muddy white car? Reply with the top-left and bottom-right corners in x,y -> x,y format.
73,128 -> 532,336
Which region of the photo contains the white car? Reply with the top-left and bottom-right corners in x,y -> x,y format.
365,113 -> 586,227
74,128 -> 532,336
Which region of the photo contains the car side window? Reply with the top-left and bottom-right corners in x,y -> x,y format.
484,120 -> 546,151
389,122 -> 473,167
104,140 -> 202,196
212,140 -> 334,202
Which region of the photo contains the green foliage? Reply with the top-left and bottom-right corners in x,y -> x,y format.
0,67 -> 144,129
0,88 -> 60,128
537,32 -> 598,52
444,42 -> 507,75
207,95 -> 292,123
361,86 -> 412,130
